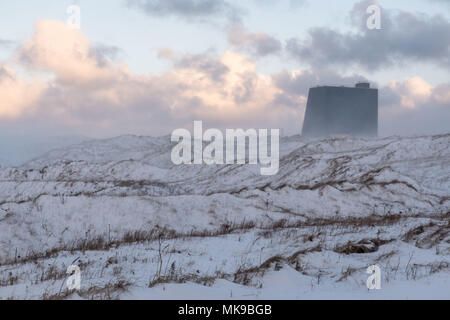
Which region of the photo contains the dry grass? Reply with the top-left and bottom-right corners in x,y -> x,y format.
2,210 -> 448,298
42,279 -> 130,300
0,272 -> 19,287
1,212 -> 430,267
0,221 -> 253,267
36,264 -> 67,284
334,238 -> 393,255
403,221 -> 449,249
149,273 -> 217,288
337,266 -> 359,282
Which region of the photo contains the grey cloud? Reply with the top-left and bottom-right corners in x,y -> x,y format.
272,68 -> 370,97
286,0 -> 450,70
89,44 -> 124,68
0,39 -> 14,48
271,68 -> 370,115
232,72 -> 257,104
125,0 -> 243,23
175,53 -> 230,82
158,50 -> 230,82
227,24 -> 282,57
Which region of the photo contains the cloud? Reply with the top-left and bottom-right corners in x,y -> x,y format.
0,65 -> 46,119
270,68 -> 369,113
385,77 -> 432,109
89,44 -> 124,67
381,77 -> 449,110
2,19 -> 302,137
17,20 -> 129,87
159,49 -> 230,82
379,77 -> 450,135
227,24 -> 282,57
1,19 -> 449,139
125,0 -> 243,23
286,0 -> 450,71
0,39 -> 15,48
384,82 -> 449,137
272,68 -> 369,96
28,50 -> 300,136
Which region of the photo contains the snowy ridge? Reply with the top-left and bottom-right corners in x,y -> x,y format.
0,133 -> 449,299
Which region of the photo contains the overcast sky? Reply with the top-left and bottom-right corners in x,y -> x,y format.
0,0 -> 449,142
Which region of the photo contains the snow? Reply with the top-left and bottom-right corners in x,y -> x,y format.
0,133 -> 448,300
123,267 -> 450,300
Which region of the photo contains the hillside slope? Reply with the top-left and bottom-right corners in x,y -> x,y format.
0,134 -> 449,299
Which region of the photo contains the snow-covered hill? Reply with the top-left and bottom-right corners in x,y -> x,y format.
0,134 -> 449,299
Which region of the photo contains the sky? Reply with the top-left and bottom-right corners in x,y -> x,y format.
0,0 -> 449,146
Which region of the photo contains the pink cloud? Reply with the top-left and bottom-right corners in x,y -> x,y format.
1,19 -> 449,138
0,64 -> 46,118
2,20 -> 301,136
18,20 -> 128,87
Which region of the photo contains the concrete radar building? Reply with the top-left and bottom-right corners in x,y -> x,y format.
302,83 -> 378,137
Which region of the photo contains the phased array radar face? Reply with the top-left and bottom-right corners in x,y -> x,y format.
302,84 -> 378,138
